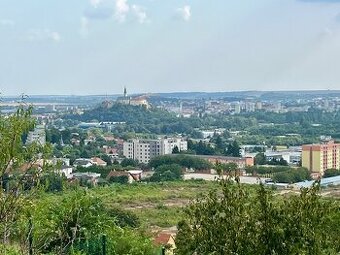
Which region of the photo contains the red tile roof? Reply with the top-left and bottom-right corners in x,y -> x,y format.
154,233 -> 173,246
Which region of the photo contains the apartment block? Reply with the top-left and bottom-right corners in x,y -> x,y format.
302,140 -> 340,174
26,125 -> 46,145
123,138 -> 188,163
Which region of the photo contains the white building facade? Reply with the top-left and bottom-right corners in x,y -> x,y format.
123,138 -> 188,163
26,125 -> 46,145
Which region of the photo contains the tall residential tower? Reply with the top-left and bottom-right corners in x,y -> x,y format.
302,140 -> 340,175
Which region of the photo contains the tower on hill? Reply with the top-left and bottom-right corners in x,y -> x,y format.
124,86 -> 127,98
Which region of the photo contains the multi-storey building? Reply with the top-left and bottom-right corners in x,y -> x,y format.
123,138 -> 188,163
26,125 -> 46,145
302,140 -> 340,174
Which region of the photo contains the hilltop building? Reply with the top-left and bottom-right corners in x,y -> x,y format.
123,138 -> 188,163
116,87 -> 150,108
302,140 -> 340,175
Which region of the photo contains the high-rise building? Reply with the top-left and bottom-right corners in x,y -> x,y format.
26,125 -> 46,145
123,138 -> 188,163
302,140 -> 340,174
245,102 -> 255,112
255,102 -> 262,111
234,102 -> 241,114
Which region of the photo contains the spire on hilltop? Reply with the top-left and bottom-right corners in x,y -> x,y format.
124,86 -> 127,98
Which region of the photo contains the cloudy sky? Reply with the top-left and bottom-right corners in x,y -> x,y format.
1,0 -> 340,95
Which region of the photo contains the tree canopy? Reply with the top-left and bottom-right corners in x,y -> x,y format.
176,179 -> 340,254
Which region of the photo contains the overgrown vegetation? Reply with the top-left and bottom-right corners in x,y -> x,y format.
0,106 -> 159,254
66,104 -> 340,145
176,179 -> 340,255
149,154 -> 212,170
2,105 -> 340,254
246,165 -> 311,183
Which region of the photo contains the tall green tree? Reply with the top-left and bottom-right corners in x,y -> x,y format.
176,179 -> 340,255
172,145 -> 180,154
0,105 -> 50,246
226,140 -> 241,157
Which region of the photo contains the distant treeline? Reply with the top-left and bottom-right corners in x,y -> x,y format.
65,103 -> 340,143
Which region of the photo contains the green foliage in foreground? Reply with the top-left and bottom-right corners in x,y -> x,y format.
176,180 -> 340,255
11,190 -> 158,255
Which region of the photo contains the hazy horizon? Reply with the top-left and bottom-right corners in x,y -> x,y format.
1,0 -> 340,95
2,89 -> 340,98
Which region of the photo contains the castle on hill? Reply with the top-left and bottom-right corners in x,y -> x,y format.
116,87 -> 150,108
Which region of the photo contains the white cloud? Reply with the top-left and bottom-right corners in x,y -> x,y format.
132,5 -> 148,24
80,17 -> 89,37
50,32 -> 61,42
90,0 -> 102,8
26,29 -> 61,42
0,19 -> 15,26
115,0 -> 130,22
177,5 -> 191,21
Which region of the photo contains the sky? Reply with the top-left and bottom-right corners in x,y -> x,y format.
1,0 -> 340,95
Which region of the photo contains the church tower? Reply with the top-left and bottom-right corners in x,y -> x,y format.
124,87 -> 127,98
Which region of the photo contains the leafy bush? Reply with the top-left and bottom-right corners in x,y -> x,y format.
272,168 -> 310,183
107,207 -> 140,228
109,175 -> 129,184
150,164 -> 183,182
176,180 -> 340,254
149,155 -> 212,170
324,169 -> 340,178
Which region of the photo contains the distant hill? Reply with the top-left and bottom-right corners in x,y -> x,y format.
70,103 -> 176,124
67,103 -> 203,135
3,90 -> 340,105
152,90 -> 340,100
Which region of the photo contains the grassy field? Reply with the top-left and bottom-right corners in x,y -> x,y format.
37,180 -> 340,233
90,180 -> 220,230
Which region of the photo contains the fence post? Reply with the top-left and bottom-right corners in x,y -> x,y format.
102,234 -> 107,255
161,246 -> 166,255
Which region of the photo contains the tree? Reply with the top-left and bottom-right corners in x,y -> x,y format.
99,153 -> 112,166
176,180 -> 340,254
40,172 -> 66,192
109,175 -> 129,184
196,141 -> 215,155
272,168 -> 310,183
121,158 -> 138,167
0,105 -> 50,245
149,155 -> 212,171
215,162 -> 239,176
24,190 -> 157,255
255,152 -> 266,165
150,164 -> 183,182
215,135 -> 225,152
29,190 -> 111,254
278,157 -> 288,166
226,140 -> 241,157
106,207 -> 140,228
172,145 -> 180,154
324,169 -> 340,178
